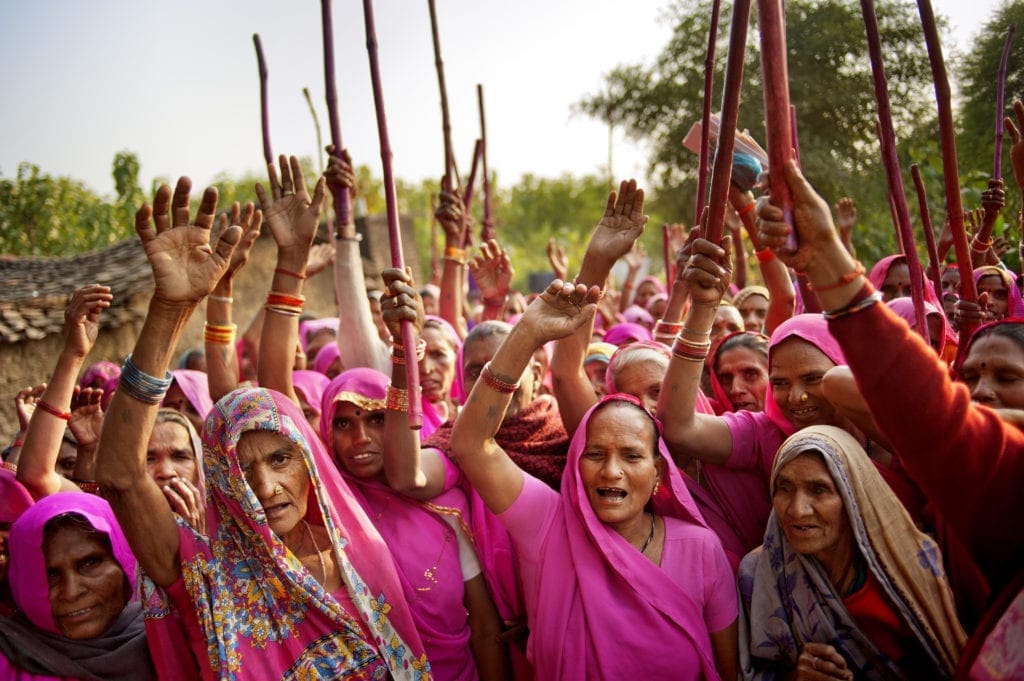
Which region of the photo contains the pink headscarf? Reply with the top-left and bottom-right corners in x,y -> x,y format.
298,317 -> 339,352
973,265 -> 1024,318
0,469 -> 33,525
424,315 -> 464,405
707,330 -> 770,415
602,322 -> 653,346
318,369 -> 478,680
79,360 -> 120,390
635,275 -> 667,298
622,304 -> 654,327
887,297 -> 950,355
292,370 -> 330,418
312,342 -> 341,377
169,369 -> 213,421
764,314 -> 846,437
526,395 -> 719,678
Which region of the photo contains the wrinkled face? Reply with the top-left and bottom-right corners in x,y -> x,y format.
716,346 -> 769,412
147,421 -> 199,488
612,358 -> 666,412
769,339 -> 838,428
237,430 -> 311,538
56,438 -> 77,479
773,453 -> 851,564
584,361 -> 608,398
163,382 -> 204,432
941,268 -> 960,296
633,281 -> 660,311
978,274 -> 1010,320
579,405 -> 662,529
330,402 -> 387,482
960,334 -> 1024,410
711,306 -> 743,344
44,526 -> 129,640
738,294 -> 770,332
880,262 -> 911,301
419,327 -> 457,403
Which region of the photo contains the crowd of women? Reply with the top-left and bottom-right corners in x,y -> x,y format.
2,99 -> 1024,680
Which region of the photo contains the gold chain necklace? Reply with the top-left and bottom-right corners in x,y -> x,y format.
302,520 -> 328,586
416,527 -> 453,592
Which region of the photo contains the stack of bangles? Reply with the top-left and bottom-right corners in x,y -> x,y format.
823,290 -> 883,320
480,362 -> 520,394
119,354 -> 173,404
971,236 -> 993,252
653,320 -> 683,345
755,248 -> 776,264
265,291 -> 305,317
444,246 -> 466,266
672,330 -> 711,362
391,338 -> 427,365
204,323 -> 237,345
385,384 -> 422,412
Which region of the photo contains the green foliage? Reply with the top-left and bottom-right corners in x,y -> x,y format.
576,0 -> 942,266
0,152 -> 142,256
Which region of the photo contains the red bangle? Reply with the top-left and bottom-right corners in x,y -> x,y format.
737,202 -> 756,216
266,292 -> 306,308
481,362 -> 520,394
274,267 -> 307,280
35,399 -> 70,421
12,439 -> 24,448
755,248 -> 776,264
808,261 -> 866,292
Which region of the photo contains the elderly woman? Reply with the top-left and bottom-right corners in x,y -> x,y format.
420,315 -> 463,427
708,331 -> 770,415
96,167 -> 429,678
956,319 -> 1024,411
739,426 -> 964,679
449,280 -> 738,680
0,493 -> 159,680
732,285 -> 771,333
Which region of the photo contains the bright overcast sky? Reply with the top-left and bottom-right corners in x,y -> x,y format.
0,0 -> 1004,200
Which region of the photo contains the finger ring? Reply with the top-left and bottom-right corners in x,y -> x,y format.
393,297 -> 400,308
282,189 -> 295,197
811,656 -> 819,670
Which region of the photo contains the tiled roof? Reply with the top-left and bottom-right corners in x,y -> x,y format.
0,239 -> 153,344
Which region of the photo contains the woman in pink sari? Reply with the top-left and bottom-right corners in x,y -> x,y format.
163,370 -> 213,433
450,281 -> 737,680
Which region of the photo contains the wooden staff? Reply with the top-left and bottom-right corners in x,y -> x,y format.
478,84 -> 495,243
321,0 -> 351,227
911,163 -> 943,300
428,0 -> 459,192
302,88 -> 325,176
995,25 -> 1017,180
662,224 -> 673,289
694,0 -> 722,227
917,0 -> 977,343
703,0 -> 752,244
757,0 -> 796,253
252,34 -> 273,168
862,0 -> 928,340
461,139 -> 483,249
362,0 -> 422,428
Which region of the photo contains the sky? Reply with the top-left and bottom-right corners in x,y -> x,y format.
0,0 -> 1006,201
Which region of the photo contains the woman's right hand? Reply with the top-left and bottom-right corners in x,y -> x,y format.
162,476 -> 207,536
794,642 -> 853,680
63,284 -> 112,359
517,279 -> 601,347
381,267 -> 425,343
682,236 -> 733,307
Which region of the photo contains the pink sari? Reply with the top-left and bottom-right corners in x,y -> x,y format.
320,369 -> 478,681
164,388 -> 429,680
169,370 -> 213,421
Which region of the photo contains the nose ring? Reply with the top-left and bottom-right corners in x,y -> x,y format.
800,392 -> 808,403
273,484 -> 284,496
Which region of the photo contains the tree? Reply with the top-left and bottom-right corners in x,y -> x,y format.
576,0 -> 943,265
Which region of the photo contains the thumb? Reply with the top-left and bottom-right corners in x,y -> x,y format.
783,158 -> 818,205
721,233 -> 734,276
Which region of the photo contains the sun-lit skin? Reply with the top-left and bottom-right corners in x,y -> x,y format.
330,402 -> 388,483
295,390 -> 321,433
715,346 -> 769,412
612,357 -> 667,412
419,326 -> 458,405
737,293 -> 769,333
633,281 -> 662,311
769,339 -> 839,428
162,382 -> 204,432
977,274 -> 1010,320
772,453 -> 853,580
578,404 -> 663,542
959,334 -> 1024,409
880,262 -> 911,302
237,430 -> 311,541
584,361 -> 609,398
711,305 -> 743,344
462,332 -> 537,418
146,420 -> 199,488
44,526 -> 130,640
647,296 -> 668,321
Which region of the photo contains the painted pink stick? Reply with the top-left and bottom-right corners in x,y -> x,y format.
757,0 -> 797,254
478,84 -> 495,244
252,34 -> 273,168
362,0 -> 422,429
862,0 -> 928,342
695,0 -> 722,226
704,0 -> 752,244
662,224 -> 672,289
995,25 -> 1017,179
917,0 -> 977,347
321,0 -> 351,228
911,163 -> 943,301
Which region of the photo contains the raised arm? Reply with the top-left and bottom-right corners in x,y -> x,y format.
96,178 -> 240,587
329,147 -> 390,372
656,237 -> 736,467
731,185 -> 794,335
470,239 -> 514,322
437,185 -> 469,339
17,284 -> 111,498
205,202 -> 262,402
450,280 -> 601,514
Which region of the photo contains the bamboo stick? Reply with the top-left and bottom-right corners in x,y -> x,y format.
662,224 -> 672,289
911,163 -> 943,300
995,25 -> 1017,180
302,88 -> 325,177
478,84 -> 495,243
362,0 -> 422,428
252,34 -> 273,168
321,0 -> 351,228
695,0 -> 722,227
428,0 -> 459,192
461,139 -> 483,249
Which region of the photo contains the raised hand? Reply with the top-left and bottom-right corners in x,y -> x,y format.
1003,99 -> 1024,192
306,242 -> 336,278
982,178 -> 1006,226
756,161 -> 838,274
63,284 -> 112,359
470,239 -> 514,306
68,386 -> 105,451
683,236 -> 733,307
666,223 -> 691,256
136,178 -> 242,305
219,202 -> 263,283
835,197 -> 857,243
162,476 -> 206,536
381,267 -> 424,343
15,384 -> 46,431
546,238 -> 568,281
585,179 -> 649,265
255,155 -> 326,258
435,184 -> 465,243
518,279 -> 602,347
324,145 -> 357,199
